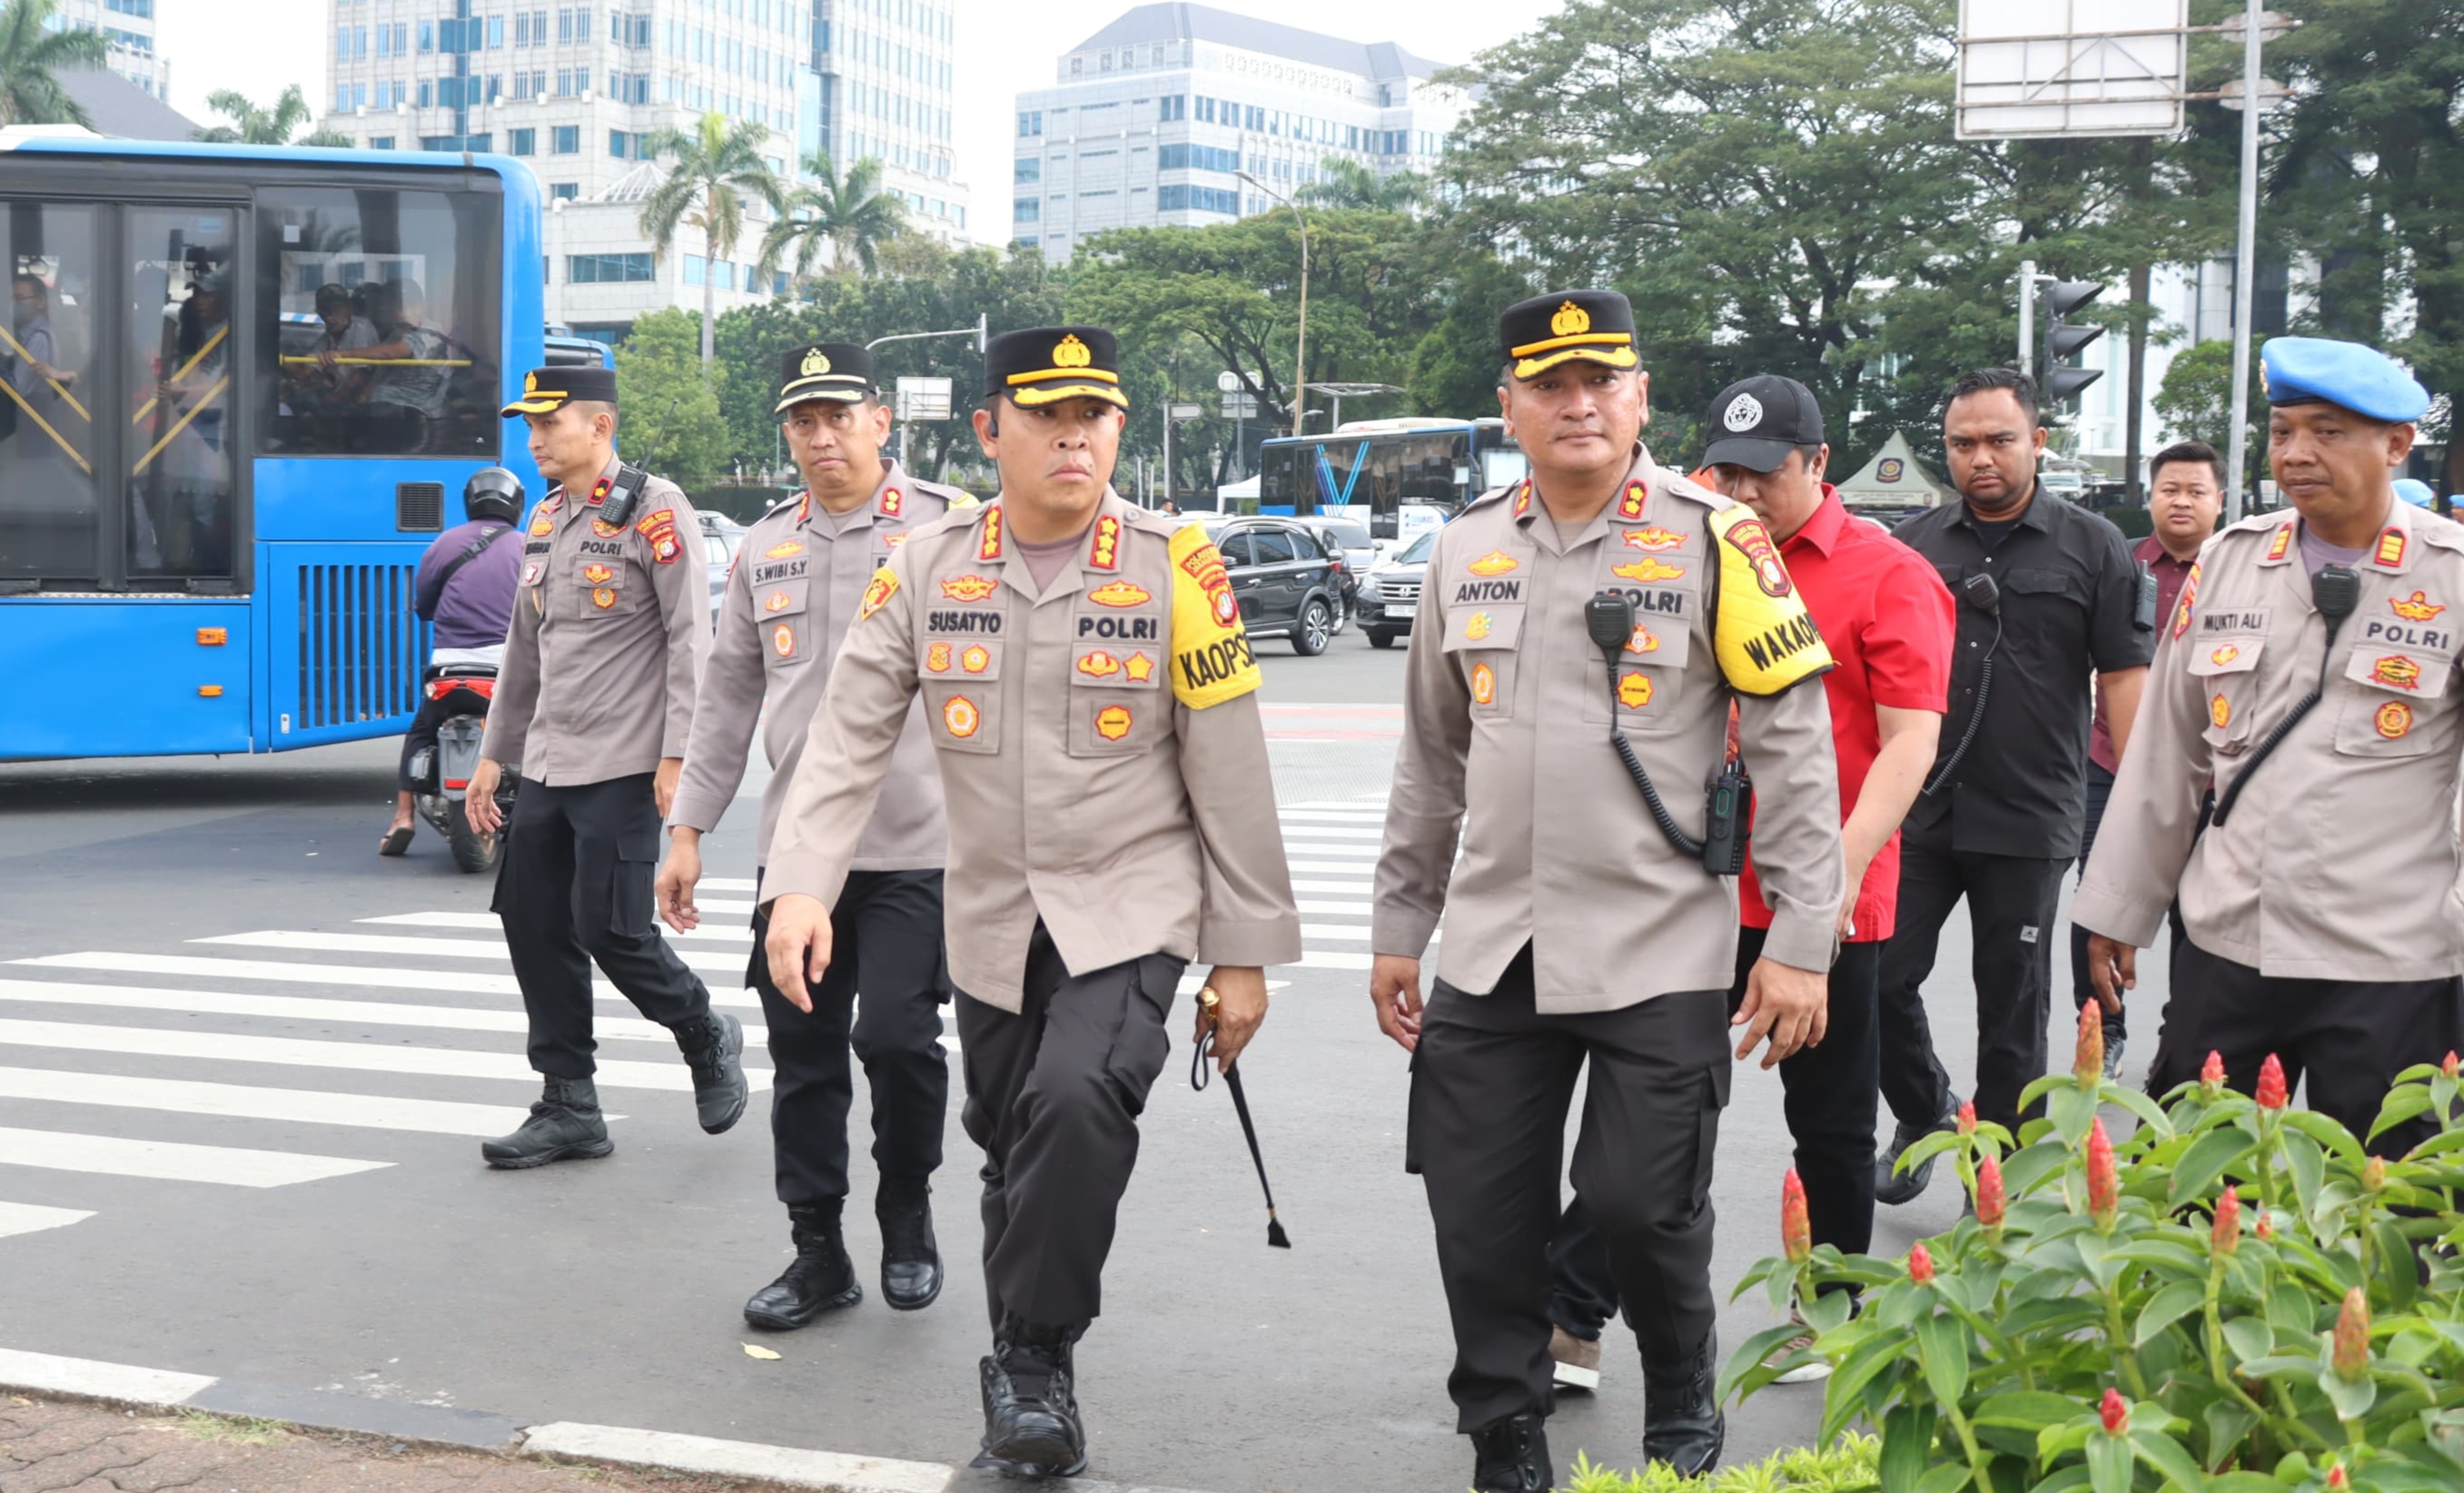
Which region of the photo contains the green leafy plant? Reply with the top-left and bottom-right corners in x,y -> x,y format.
1560,1432 -> 1880,1491
1724,1006 -> 2464,1493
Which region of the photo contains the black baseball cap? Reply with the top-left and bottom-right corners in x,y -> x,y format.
502,365 -> 617,417
1701,375 -> 1825,472
1499,290 -> 1638,380
985,325 -> 1127,409
774,341 -> 876,413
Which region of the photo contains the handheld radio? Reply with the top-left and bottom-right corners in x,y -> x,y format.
1583,592 -> 1750,875
1921,572 -> 2004,797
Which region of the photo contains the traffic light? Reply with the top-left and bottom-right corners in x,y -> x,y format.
2039,280 -> 2105,405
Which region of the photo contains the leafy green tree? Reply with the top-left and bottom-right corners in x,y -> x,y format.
638,113 -> 784,368
757,152 -> 909,284
193,84 -> 347,146
2152,336 -> 2268,460
614,308 -> 728,484
0,0 -> 104,127
1299,159 -> 1424,213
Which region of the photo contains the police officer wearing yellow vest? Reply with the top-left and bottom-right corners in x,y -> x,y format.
467,366 -> 749,1167
2077,337 -> 2464,1144
758,327 -> 1301,1479
659,343 -> 964,1328
1371,292 -> 1846,1492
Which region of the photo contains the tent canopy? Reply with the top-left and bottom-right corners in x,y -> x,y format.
1835,431 -> 1954,509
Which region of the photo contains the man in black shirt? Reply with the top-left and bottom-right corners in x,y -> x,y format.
1875,369 -> 2152,1203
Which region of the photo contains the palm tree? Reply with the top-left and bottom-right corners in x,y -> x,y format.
757,151 -> 908,286
0,0 -> 107,128
193,84 -> 348,146
638,112 -> 783,368
1298,157 -> 1425,213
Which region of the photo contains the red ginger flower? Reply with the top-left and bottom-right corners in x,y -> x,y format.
1956,1100 -> 1976,1136
2099,1388 -> 2128,1434
2075,1002 -> 2105,1089
1908,1241 -> 1935,1284
2255,1210 -> 2276,1241
1780,1168 -> 1811,1264
2445,1052 -> 2459,1080
2363,1156 -> 2387,1194
2086,1118 -> 2120,1226
2326,1460 -> 2349,1490
2211,1189 -> 2240,1257
1974,1154 -> 2005,1231
2333,1287 -> 2371,1383
2256,1053 -> 2289,1110
2201,1050 -> 2227,1094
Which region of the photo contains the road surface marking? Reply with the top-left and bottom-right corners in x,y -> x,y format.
0,1065 -> 589,1135
195,930 -> 744,975
11,953 -> 764,1010
0,1201 -> 95,1239
1296,900 -> 1371,916
0,1125 -> 388,1187
0,977 -> 727,1044
0,1018 -> 767,1093
362,912 -> 750,944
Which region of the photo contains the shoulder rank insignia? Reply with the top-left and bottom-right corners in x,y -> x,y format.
2375,529 -> 2408,569
879,486 -> 904,519
1616,480 -> 1648,521
1707,504 -> 1831,696
1089,514 -> 1123,570
1510,481 -> 1532,520
1167,522 -> 1258,709
2264,524 -> 2292,564
979,504 -> 1004,560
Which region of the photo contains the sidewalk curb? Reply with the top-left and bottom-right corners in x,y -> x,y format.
0,1346 -> 955,1491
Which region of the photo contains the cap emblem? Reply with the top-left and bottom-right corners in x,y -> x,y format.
523,371 -> 539,396
1549,301 -> 1591,338
1723,393 -> 1765,432
801,347 -> 830,377
1053,333 -> 1093,369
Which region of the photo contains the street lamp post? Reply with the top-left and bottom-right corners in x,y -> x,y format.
1237,171 -> 1310,440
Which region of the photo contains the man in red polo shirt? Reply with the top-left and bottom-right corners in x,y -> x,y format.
1545,375 -> 1953,1389
2066,440 -> 2221,1078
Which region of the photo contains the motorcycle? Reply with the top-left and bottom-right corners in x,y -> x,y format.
403,657 -> 517,873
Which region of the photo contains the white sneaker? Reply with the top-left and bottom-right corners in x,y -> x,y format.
1765,1314 -> 1831,1385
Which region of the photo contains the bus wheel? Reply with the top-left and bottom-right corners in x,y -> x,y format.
1367,628 -> 1400,649
1291,597 -> 1333,657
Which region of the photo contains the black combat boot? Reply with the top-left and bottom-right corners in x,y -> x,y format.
1642,1327 -> 1727,1477
974,1315 -> 1086,1478
743,1204 -> 862,1330
675,1012 -> 748,1134
480,1076 -> 613,1169
876,1181 -> 943,1312
1469,1413 -> 1551,1492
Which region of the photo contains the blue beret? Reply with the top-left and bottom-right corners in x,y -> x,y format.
2395,478 -> 2436,509
2261,336 -> 2429,423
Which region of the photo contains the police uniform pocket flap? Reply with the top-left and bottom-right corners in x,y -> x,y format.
1440,604 -> 1524,652
2346,643 -> 2449,698
2188,637 -> 2264,677
1614,615 -> 1691,670
573,566 -> 628,612
2006,567 -> 2079,598
1069,644 -> 1163,688
921,638 -> 1003,682
754,578 -> 810,619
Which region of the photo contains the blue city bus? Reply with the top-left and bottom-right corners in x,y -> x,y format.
0,134 -> 544,761
1256,418 -> 1527,537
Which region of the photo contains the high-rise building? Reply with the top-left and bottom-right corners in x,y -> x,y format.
51,0 -> 170,102
317,2 -> 968,343
1013,5 -> 1461,261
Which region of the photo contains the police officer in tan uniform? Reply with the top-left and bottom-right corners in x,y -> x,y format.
759,327 -> 1301,1479
1371,292 -> 1846,1492
2077,336 -> 2464,1144
468,366 -> 748,1168
659,343 -> 963,1328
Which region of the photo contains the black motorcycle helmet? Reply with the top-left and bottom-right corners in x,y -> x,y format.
463,466 -> 524,525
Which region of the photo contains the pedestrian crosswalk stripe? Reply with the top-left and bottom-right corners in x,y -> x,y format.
1296,900 -> 1371,916
1289,859 -> 1379,876
0,1125 -> 389,1188
11,952 -> 765,1010
1278,809 -> 1388,823
1298,950 -> 1371,971
1291,878 -> 1371,895
1270,824 -> 1382,839
0,977 -> 729,1045
1281,840 -> 1377,855
702,877 -> 759,892
0,1018 -> 769,1093
0,1201 -> 95,1239
196,930 -> 746,976
362,912 -> 751,945
0,1065 -> 583,1136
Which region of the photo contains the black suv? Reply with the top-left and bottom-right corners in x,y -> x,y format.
1188,516 -> 1344,656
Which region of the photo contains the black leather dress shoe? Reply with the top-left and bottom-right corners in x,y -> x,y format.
1469,1412 -> 1551,1492
480,1076 -> 613,1169
877,1185 -> 942,1311
973,1318 -> 1086,1479
744,1207 -> 862,1330
1643,1327 -> 1727,1476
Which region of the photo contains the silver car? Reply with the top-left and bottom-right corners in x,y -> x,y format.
1356,527 -> 1437,648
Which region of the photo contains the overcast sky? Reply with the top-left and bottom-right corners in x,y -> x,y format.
154,1 -> 1553,242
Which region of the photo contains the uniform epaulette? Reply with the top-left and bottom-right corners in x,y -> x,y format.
1460,484 -> 1516,513
2217,510 -> 2283,540
761,490 -> 806,520
1656,470 -> 1730,511
1120,504 -> 1180,533
906,476 -> 971,506
2415,516 -> 2464,552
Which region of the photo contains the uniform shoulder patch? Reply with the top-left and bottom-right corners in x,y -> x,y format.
856,566 -> 900,622
1707,502 -> 1833,695
1166,521 -> 1261,709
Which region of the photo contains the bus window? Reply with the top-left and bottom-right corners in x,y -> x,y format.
126,207 -> 238,581
1,203 -> 100,583
256,186 -> 500,458
1481,447 -> 1529,489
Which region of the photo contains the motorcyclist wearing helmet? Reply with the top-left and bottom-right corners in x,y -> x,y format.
381,468 -> 527,855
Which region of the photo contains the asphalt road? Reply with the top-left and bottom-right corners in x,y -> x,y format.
0,621 -> 2162,1493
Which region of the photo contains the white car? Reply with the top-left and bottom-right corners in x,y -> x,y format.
1355,528 -> 1439,648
